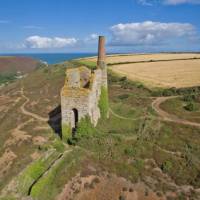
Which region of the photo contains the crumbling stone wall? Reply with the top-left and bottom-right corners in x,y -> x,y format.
88,69 -> 102,125
61,67 -> 104,139
61,36 -> 108,140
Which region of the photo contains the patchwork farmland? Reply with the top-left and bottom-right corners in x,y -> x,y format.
82,53 -> 200,88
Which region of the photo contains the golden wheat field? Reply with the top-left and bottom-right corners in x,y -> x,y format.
85,53 -> 200,64
111,59 -> 200,88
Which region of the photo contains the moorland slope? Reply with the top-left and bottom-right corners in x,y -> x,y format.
0,56 -> 41,74
0,57 -> 200,200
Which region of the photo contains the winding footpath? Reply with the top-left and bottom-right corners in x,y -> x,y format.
20,87 -> 48,122
110,96 -> 200,128
20,81 -> 200,128
152,96 -> 200,128
109,108 -> 146,121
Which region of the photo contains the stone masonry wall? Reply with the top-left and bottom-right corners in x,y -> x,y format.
61,68 -> 103,134
61,93 -> 89,129
61,36 -> 108,139
88,69 -> 102,126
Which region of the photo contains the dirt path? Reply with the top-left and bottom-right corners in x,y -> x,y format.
152,96 -> 200,128
155,144 -> 182,158
4,119 -> 33,148
109,108 -> 146,121
20,87 -> 48,122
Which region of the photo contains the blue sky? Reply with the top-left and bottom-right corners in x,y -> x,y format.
0,0 -> 200,53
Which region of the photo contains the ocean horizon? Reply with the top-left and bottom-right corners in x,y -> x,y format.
1,51 -> 199,65
0,53 -> 97,65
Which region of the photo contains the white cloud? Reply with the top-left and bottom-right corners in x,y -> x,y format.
89,33 -> 99,40
25,35 -> 78,49
137,0 -> 154,6
137,0 -> 200,5
110,21 -> 197,46
164,0 -> 200,4
85,33 -> 99,42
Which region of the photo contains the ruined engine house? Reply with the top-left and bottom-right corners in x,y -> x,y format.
61,36 -> 108,140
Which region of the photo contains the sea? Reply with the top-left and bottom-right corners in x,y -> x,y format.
0,53 -> 97,65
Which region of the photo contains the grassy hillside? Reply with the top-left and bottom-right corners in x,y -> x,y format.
0,61 -> 200,200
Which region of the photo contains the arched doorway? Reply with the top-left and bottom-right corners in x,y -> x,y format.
71,108 -> 78,136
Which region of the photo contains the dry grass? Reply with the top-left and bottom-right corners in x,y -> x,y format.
111,59 -> 200,88
83,53 -> 200,64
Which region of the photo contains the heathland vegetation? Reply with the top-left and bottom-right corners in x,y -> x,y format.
0,56 -> 43,85
0,54 -> 200,200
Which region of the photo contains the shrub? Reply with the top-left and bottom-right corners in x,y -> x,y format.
184,102 -> 195,111
151,89 -> 163,97
124,147 -> 135,157
136,83 -> 145,89
119,195 -> 126,200
67,137 -> 78,146
134,159 -> 144,171
161,160 -> 173,173
76,116 -> 96,138
52,139 -> 65,153
108,71 -> 121,83
119,76 -> 127,82
182,94 -> 198,102
129,188 -> 134,192
42,67 -> 49,73
118,94 -> 129,100
162,88 -> 176,96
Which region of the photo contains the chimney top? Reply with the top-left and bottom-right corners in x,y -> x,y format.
97,36 -> 106,63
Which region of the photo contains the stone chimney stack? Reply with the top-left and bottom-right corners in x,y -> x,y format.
97,36 -> 106,68
97,36 -> 108,89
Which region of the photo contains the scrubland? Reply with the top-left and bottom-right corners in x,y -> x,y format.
0,56 -> 200,200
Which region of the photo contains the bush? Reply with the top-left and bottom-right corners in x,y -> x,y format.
182,94 -> 197,102
184,102 -> 195,111
120,76 -> 127,82
52,138 -> 65,152
76,116 -> 96,138
136,83 -> 145,89
161,160 -> 173,173
124,147 -> 135,157
162,88 -> 176,96
118,94 -> 129,100
134,159 -> 144,171
119,195 -> 126,200
67,137 -> 78,146
108,71 -> 121,83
